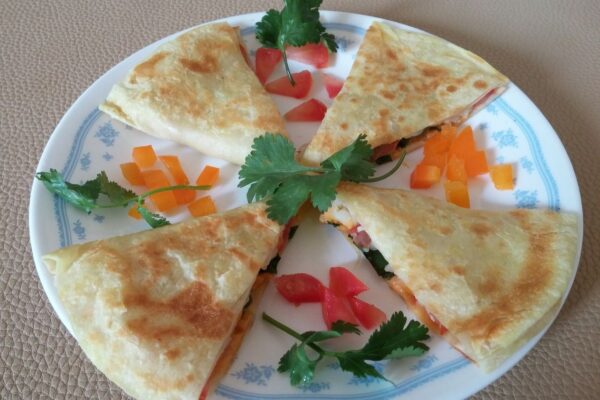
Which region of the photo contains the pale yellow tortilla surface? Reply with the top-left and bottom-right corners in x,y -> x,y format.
43,203 -> 282,400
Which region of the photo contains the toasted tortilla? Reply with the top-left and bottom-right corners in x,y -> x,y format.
321,183 -> 578,371
302,22 -> 509,165
100,22 -> 286,165
43,203 -> 282,400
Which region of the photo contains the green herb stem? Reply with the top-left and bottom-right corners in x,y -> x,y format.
361,151 -> 407,183
96,184 -> 210,209
262,312 -> 325,355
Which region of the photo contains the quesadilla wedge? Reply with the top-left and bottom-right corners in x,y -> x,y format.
43,203 -> 289,400
321,183 -> 578,371
302,22 -> 509,165
100,22 -> 286,165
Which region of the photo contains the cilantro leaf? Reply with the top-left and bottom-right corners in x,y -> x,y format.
97,171 -> 137,205
255,0 -> 337,84
362,249 -> 395,280
277,344 -> 320,386
331,321 -> 362,335
239,134 -> 405,225
36,169 -> 101,213
36,169 -> 208,229
359,312 -> 430,361
263,311 -> 430,387
137,203 -> 171,228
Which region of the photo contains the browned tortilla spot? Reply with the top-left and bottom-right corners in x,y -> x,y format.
130,52 -> 168,83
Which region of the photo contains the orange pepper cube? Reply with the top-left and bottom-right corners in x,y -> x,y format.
141,169 -> 178,212
422,152 -> 447,173
424,132 -> 453,156
446,155 -> 468,183
128,206 -> 142,220
444,180 -> 470,208
132,145 -> 157,168
142,169 -> 170,189
159,155 -> 189,185
410,164 -> 441,189
188,196 -> 217,217
448,126 -> 476,159
173,189 -> 197,205
465,150 -> 489,177
490,164 -> 515,190
120,162 -> 145,186
196,165 -> 220,187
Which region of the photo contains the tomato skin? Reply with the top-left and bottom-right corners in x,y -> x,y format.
255,47 -> 282,84
349,297 -> 387,330
284,98 -> 327,122
265,70 -> 312,99
322,73 -> 343,98
329,266 -> 368,297
321,287 -> 359,329
286,43 -> 329,68
276,273 -> 324,305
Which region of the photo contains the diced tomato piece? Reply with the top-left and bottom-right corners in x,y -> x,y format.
421,152 -> 447,172
159,155 -> 189,184
490,164 -> 514,190
322,73 -> 343,98
446,155 -> 467,183
444,180 -> 470,208
188,196 -> 217,217
410,164 -> 441,189
255,47 -> 282,84
286,43 -> 329,68
265,70 -> 312,99
349,297 -> 387,330
329,267 -> 368,297
448,126 -> 476,160
132,145 -> 157,168
128,206 -> 142,220
371,141 -> 399,162
321,287 -> 359,329
424,132 -> 453,156
284,98 -> 327,122
276,273 -> 324,305
120,162 -> 145,186
464,150 -> 489,177
195,165 -> 220,187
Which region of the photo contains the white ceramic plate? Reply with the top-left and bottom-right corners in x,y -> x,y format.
29,11 -> 583,400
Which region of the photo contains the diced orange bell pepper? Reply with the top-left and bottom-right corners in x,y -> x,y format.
128,206 -> 142,220
173,189 -> 197,205
440,124 -> 457,140
141,169 -> 178,212
444,180 -> 470,208
421,152 -> 447,172
490,164 -> 515,190
188,196 -> 217,217
159,155 -> 189,184
464,150 -> 489,177
410,164 -> 441,189
448,126 -> 476,160
446,155 -> 468,183
196,165 -> 220,187
120,162 -> 145,186
424,132 -> 453,156
132,145 -> 157,168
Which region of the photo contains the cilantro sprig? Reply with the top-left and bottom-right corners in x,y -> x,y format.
239,133 -> 406,224
36,169 -> 209,228
263,311 -> 430,386
256,0 -> 338,84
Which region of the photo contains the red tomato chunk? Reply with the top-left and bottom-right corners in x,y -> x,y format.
321,287 -> 359,329
275,273 -> 324,305
329,266 -> 368,297
349,297 -> 387,330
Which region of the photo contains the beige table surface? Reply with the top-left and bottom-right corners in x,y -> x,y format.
2,0 -> 599,398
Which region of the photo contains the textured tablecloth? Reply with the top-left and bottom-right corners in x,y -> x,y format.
2,0 -> 598,398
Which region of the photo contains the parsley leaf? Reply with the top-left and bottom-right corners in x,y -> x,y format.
262,311 -> 429,387
36,169 -> 209,229
256,0 -> 338,84
239,134 -> 405,225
